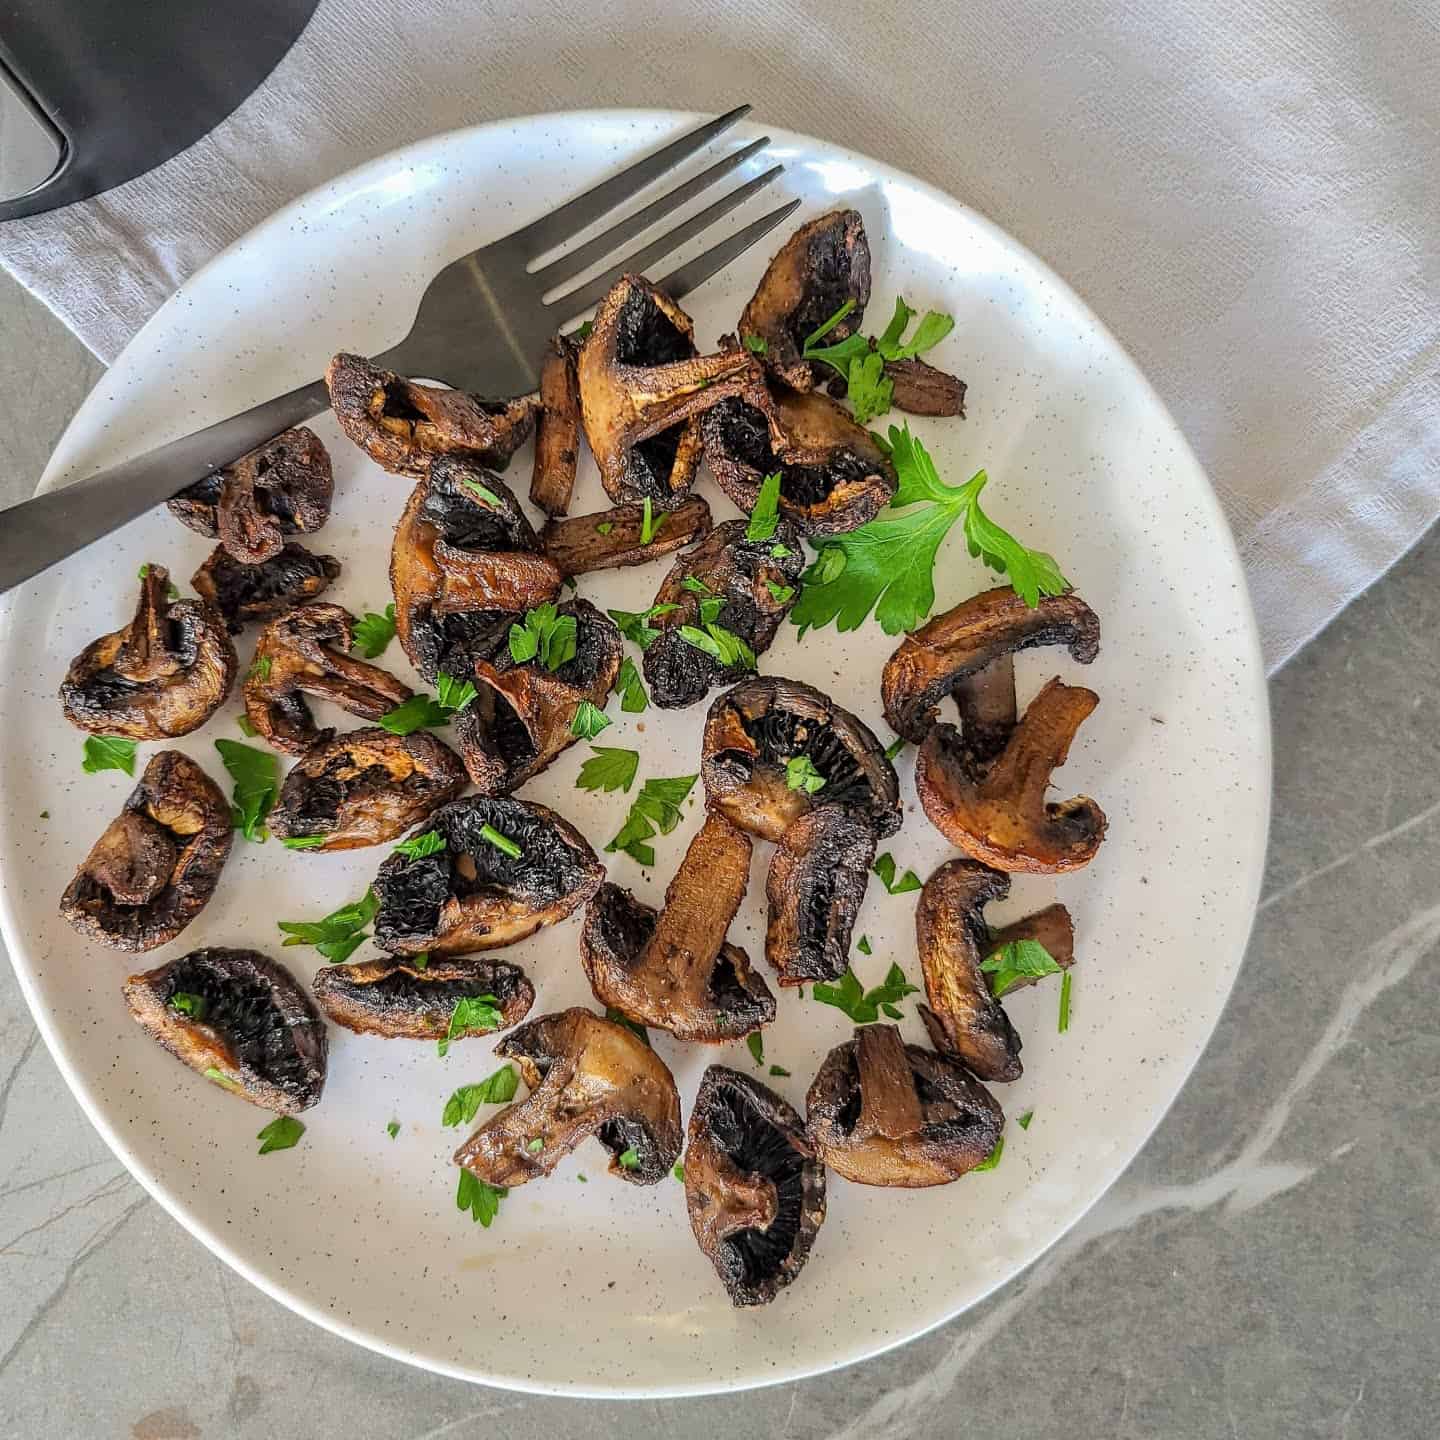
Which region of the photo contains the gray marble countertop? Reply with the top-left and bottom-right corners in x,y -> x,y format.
1,276 -> 1432,1440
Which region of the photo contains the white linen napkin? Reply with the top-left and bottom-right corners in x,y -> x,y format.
2,0 -> 1436,671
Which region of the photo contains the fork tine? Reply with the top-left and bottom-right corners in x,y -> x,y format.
531,136 -> 770,290
544,168 -> 786,318
657,199 -> 802,304
505,105 -> 752,260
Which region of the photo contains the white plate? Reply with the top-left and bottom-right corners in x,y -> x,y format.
0,110 -> 1270,1396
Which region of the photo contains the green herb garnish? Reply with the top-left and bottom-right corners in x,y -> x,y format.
387,1121 -> 400,1139
456,1168 -> 507,1226
459,477 -> 503,507
378,693 -> 451,735
639,496 -> 662,545
595,521 -> 614,536
857,935 -> 872,956
435,671 -> 478,713
480,823 -> 522,859
442,1064 -> 520,1126
616,656 -> 648,711
248,655 -> 272,683
509,602 -> 577,670
605,1006 -> 651,1046
1058,970 -> 1073,1033
438,996 -> 504,1058
169,992 -> 207,1020
872,853 -> 922,895
236,714 -> 258,737
280,835 -> 327,850
765,580 -> 794,604
617,1147 -> 641,1171
577,746 -> 639,794
605,773 -> 698,867
745,471 -> 782,542
785,754 -> 826,794
608,603 -> 679,651
883,735 -> 907,761
203,1066 -> 239,1091
256,1117 -> 304,1155
742,334 -> 767,355
812,962 -> 919,1023
678,621 -> 756,670
973,1137 -> 1004,1172
81,735 -> 137,777
1017,1110 -> 1034,1130
215,739 -> 278,842
746,1032 -> 764,1066
352,603 -> 397,658
768,1064 -> 791,1078
278,888 -> 378,963
393,829 -> 445,860
980,939 -> 1063,999
672,1161 -> 685,1181
570,699 -> 611,739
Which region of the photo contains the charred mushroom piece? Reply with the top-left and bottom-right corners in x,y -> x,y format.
765,807 -> 876,985
577,274 -> 779,507
881,358 -> 967,418
453,1007 -> 682,1186
268,727 -> 466,849
59,751 -> 232,951
702,676 -> 901,842
540,494 -> 711,576
452,599 -> 622,793
916,676 -> 1107,873
390,458 -> 562,683
580,814 -> 776,1043
529,335 -> 582,516
326,351 -> 539,476
244,604 -> 414,756
313,955 -> 533,1038
881,587 -> 1100,744
737,209 -> 871,392
701,388 -> 896,536
166,469 -> 224,539
685,1066 -> 826,1307
123,947 -> 326,1112
60,564 -> 237,738
642,520 -> 805,710
372,795 -> 603,956
191,542 -> 341,634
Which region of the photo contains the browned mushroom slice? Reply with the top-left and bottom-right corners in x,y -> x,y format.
642,519 -> 805,710
268,727 -> 467,849
60,564 -> 237,739
529,335 -> 582,516
123,947 -> 326,1113
701,388 -> 896,536
372,795 -> 603,957
326,351 -> 539,476
913,858 -> 1022,1081
702,676 -> 901,842
806,1024 -> 1003,1186
988,903 -> 1075,980
390,457 -> 562,683
453,1008 -> 682,1186
452,599 -> 622,793
916,676 -> 1106,873
881,358 -> 966,418
540,494 -> 711,576
59,751 -> 232,951
244,604 -> 413,756
313,955 -> 534,1038
579,815 -> 775,1043
881,587 -> 1100,744
577,274 -> 780,507
737,209 -> 872,392
765,807 -> 876,986
684,1065 -> 826,1307
191,541 -> 341,634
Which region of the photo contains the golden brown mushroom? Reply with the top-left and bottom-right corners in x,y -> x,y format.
540,494 -> 712,576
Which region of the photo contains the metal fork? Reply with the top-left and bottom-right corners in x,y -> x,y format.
0,105 -> 798,595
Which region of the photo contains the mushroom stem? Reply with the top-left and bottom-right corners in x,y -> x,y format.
852,1024 -> 925,1141
117,567 -> 184,682
530,337 -> 581,516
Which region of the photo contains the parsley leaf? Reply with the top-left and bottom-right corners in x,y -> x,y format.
972,1136 -> 1004,1171
442,1064 -> 520,1126
785,755 -> 826,794
639,497 -> 663,545
605,773 -> 698,867
769,543 -> 792,558
379,693 -> 450,735
595,521 -> 614,536
393,829 -> 445,860
480,823 -> 522,859
1017,1110 -> 1034,1130
574,320 -> 594,341
678,622 -> 756,670
980,939 -> 1063,998
81,735 -> 137,777
352,603 -> 397,658
387,1121 -> 400,1139
435,671 -> 477,713
673,1161 -> 686,1181
203,1066 -> 240,1091
256,1116 -> 304,1154
509,602 -> 577,670
845,350 -> 892,426
883,735 -> 907,761
570,699 -> 611,739
742,333 -> 767,355
617,1147 -> 641,1171
214,739 -> 278,842
278,889 -> 377,961
280,834 -> 327,850
169,992 -> 206,1020
605,1006 -> 651,1046
411,951 -> 429,970
812,962 -> 919,1024
769,1064 -> 791,1078
1058,970 -> 1073,1033
608,603 -> 679,651
746,471 -> 782,542
857,935 -> 872,956
459,477 -> 502,507
577,746 -> 639,794
746,1032 -> 764,1067
765,580 -> 794,604
873,853 -> 922,894
616,656 -> 648,711
236,714 -> 258,737
248,655 -> 272,683
438,996 -> 504,1057
456,1168 -> 507,1226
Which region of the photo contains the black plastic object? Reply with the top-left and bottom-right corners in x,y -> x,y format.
0,0 -> 319,221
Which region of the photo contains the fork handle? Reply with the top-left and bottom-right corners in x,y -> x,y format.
0,375 -> 331,597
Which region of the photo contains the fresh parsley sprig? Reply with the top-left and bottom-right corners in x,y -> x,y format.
352,603 -> 397,658
980,939 -> 1063,998
872,853 -> 923,895
577,747 -> 640,794
456,1169 -> 507,1227
214,739 -> 278,842
81,735 -> 137,777
608,603 -> 679,651
605,773 -> 698,867
570,699 -> 611,739
509,602 -> 577,670
615,656 -> 648,712
380,669 -> 478,735
277,888 -> 378,963
442,1064 -> 519,1126
256,1117 -> 304,1155
812,962 -> 919,1023
438,995 -> 505,1058
678,621 -> 756,670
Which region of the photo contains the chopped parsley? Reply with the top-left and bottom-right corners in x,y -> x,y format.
214,739 -> 278,842
742,333 -> 767,355
236,714 -> 258,737
745,471 -> 782,542
615,656 -> 649,712
746,1032 -> 764,1066
393,829 -> 446,860
277,888 -> 377,963
459,477 -> 503,507
435,671 -> 478,713
509,602 -> 577,670
883,735 -> 907,761
1058,970 -> 1073,1033
168,992 -> 207,1020
438,996 -> 504,1058
387,1121 -> 400,1139
812,962 -> 918,1023
248,655 -> 272,683
574,320 -> 594,341
456,1168 -> 507,1227
765,580 -> 795,604
378,693 -> 450,735
768,1064 -> 791,1078
570,699 -> 611,739
980,939 -> 1063,998
608,602 -> 679,651
639,497 -> 663,545
351,603 -> 397,658
203,1066 -> 239,1091
672,1161 -> 686,1181
137,563 -> 180,599
81,735 -> 137,777
577,746 -> 639,794
1017,1110 -> 1034,1130
479,822 -> 522,859
617,1147 -> 641,1171
857,935 -> 872,956
595,521 -> 614,536
973,1137 -> 1004,1172
280,835 -> 327,850
256,1116 -> 304,1155
527,1138 -> 545,1153
678,621 -> 756,670
605,773 -> 698,867
442,1064 -> 520,1126
872,853 -> 922,895
785,754 -> 826,794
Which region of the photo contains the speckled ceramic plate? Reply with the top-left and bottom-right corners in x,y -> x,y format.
0,110 -> 1270,1396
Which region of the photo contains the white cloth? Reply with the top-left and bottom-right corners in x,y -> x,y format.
2,0 -> 1436,671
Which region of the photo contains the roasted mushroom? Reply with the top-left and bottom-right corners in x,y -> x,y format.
191,542 -> 341,634
372,796 -> 603,957
60,564 -> 236,739
529,335 -> 582,516
807,1024 -> 1003,1186
701,388 -> 896,535
576,274 -> 779,507
881,588 -> 1101,744
326,351 -> 539,476
642,520 -> 805,710
167,427 -> 333,563
765,807 -> 876,985
59,751 -> 232,951
702,677 -> 901,842
313,955 -> 534,1038
540,494 -> 712,576
580,814 -> 776,1043
877,358 -> 966,418
737,209 -> 871,392
268,727 -> 466,849
915,676 -> 1106,873
390,458 -> 562,683
684,1066 -> 826,1307
123,947 -> 326,1113
453,1007 -> 682,1186
244,604 -> 414,756
451,599 -> 622,793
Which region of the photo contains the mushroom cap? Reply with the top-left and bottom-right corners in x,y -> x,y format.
60,750 -> 233,952
268,726 -> 467,849
123,947 -> 327,1113
312,955 -> 534,1039
701,675 -> 902,842
371,795 -> 604,956
540,494 -> 712,576
60,565 -> 237,739
806,1024 -> 1004,1186
453,1007 -> 683,1186
191,541 -> 341,634
684,1065 -> 826,1307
